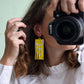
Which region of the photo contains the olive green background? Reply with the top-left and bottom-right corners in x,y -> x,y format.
0,0 -> 34,59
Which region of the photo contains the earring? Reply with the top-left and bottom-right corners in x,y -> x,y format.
35,37 -> 44,60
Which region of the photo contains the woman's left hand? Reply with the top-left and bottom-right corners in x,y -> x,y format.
61,0 -> 84,14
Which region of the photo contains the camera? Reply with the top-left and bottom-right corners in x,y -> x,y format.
48,1 -> 84,45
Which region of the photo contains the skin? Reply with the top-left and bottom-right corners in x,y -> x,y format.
61,0 -> 84,14
0,0 -> 84,66
34,0 -> 76,66
0,18 -> 27,65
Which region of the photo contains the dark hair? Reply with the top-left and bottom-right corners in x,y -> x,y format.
14,0 -> 80,78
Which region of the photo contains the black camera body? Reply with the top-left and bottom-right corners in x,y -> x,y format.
48,3 -> 84,45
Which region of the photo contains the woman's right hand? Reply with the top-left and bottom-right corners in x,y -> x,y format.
0,18 -> 27,66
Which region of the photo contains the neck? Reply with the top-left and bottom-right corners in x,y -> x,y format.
45,44 -> 65,67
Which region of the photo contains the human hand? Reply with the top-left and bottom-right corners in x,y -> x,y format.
0,18 -> 26,65
61,0 -> 84,14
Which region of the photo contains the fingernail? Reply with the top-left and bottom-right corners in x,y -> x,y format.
25,25 -> 27,27
19,18 -> 22,20
75,9 -> 79,13
67,12 -> 71,15
77,10 -> 79,13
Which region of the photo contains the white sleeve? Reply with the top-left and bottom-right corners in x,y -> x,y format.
77,44 -> 84,74
76,44 -> 84,83
0,63 -> 19,84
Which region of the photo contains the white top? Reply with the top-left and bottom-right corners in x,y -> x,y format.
0,44 -> 84,84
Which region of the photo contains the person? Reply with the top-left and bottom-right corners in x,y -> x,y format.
0,0 -> 84,84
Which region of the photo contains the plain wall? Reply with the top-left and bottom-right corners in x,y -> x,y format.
0,0 -> 34,59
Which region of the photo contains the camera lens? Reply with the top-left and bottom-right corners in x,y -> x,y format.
49,12 -> 84,45
56,21 -> 77,41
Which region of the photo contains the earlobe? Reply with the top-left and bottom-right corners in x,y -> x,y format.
34,24 -> 42,37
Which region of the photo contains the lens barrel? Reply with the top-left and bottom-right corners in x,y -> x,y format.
49,16 -> 84,45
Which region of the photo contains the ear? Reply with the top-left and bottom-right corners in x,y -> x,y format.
34,24 -> 42,37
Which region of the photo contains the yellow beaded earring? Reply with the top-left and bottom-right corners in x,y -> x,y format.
35,37 -> 44,60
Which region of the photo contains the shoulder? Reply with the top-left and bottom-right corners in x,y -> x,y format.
79,44 -> 84,51
77,44 -> 84,63
75,44 -> 84,81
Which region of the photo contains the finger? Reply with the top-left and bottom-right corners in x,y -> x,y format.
53,0 -> 59,10
15,31 -> 26,41
6,18 -> 22,29
61,0 -> 71,14
10,22 -> 26,32
78,0 -> 84,12
67,0 -> 79,13
18,39 -> 25,46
